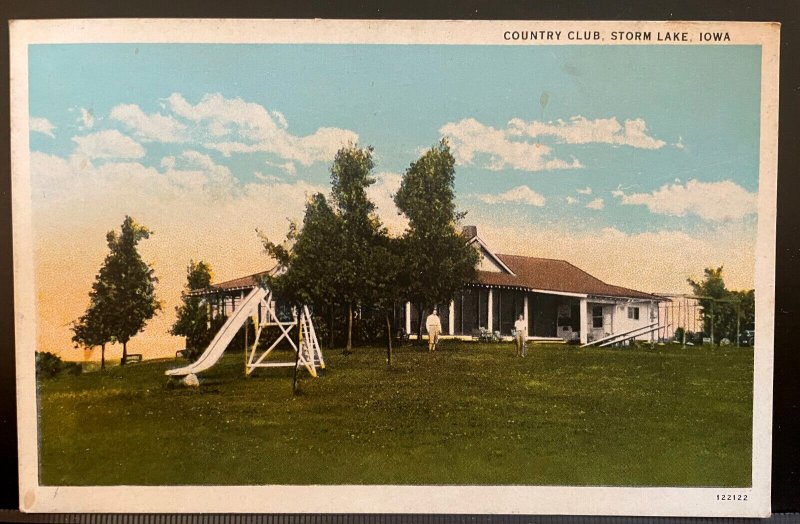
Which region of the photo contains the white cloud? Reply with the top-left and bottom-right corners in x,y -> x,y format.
507,115 -> 667,149
254,171 -> 282,183
586,198 -> 604,210
79,108 -> 95,129
110,103 -> 188,143
266,159 -> 297,176
30,117 -> 56,138
367,172 -> 408,234
566,196 -> 578,205
441,118 -> 582,172
476,185 -> 546,207
577,186 -> 592,195
171,150 -> 236,190
271,110 -> 288,129
616,179 -> 757,221
71,129 -> 145,159
166,93 -> 358,166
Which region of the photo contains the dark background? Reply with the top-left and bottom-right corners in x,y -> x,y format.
0,0 -> 797,517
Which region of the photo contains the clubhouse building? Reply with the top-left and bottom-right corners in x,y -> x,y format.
198,226 -> 662,345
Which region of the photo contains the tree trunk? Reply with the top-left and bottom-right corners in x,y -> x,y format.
345,304 -> 353,354
385,311 -> 393,367
416,304 -> 424,345
121,340 -> 128,366
100,343 -> 106,371
328,304 -> 335,349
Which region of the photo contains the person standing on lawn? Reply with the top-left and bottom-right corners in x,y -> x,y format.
426,309 -> 442,352
514,313 -> 527,357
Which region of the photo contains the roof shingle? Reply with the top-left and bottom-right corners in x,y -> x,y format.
474,254 -> 657,300
193,254 -> 657,301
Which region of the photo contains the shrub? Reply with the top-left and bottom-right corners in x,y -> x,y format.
64,361 -> 83,376
36,352 -> 82,379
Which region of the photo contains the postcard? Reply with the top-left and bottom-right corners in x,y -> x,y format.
10,19 -> 778,516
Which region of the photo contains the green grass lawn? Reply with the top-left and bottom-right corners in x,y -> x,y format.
37,341 -> 753,487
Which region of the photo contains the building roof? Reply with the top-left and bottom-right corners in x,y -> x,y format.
189,271 -> 270,295
474,254 -> 658,300
195,229 -> 658,301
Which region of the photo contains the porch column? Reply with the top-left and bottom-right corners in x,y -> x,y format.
579,298 -> 588,344
650,300 -> 656,343
487,289 -> 494,331
523,294 -> 529,330
449,300 -> 455,335
405,302 -> 411,334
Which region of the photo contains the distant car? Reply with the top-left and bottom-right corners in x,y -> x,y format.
739,330 -> 755,346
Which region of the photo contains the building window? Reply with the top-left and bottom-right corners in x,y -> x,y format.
628,306 -> 640,320
592,306 -> 603,328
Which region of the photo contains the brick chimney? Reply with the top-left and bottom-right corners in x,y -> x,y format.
462,225 -> 477,239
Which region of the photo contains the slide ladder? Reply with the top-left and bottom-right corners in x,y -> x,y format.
300,305 -> 325,370
166,286 -> 267,377
243,298 -> 324,378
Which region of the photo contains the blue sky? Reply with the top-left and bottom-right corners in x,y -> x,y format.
29,44 -> 761,231
27,43 -> 762,356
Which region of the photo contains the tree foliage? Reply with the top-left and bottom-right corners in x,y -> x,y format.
261,194 -> 342,307
170,260 -> 214,362
687,266 -> 755,344
96,216 -> 161,364
71,270 -> 115,370
263,144 -> 387,353
394,139 -> 479,338
329,145 -> 383,314
261,141 -> 478,355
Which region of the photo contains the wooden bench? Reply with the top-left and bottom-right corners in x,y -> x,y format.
124,353 -> 143,364
396,328 -> 410,344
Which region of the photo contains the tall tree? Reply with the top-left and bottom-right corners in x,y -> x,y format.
71,276 -> 114,370
394,139 -> 479,340
170,260 -> 214,362
262,144 -> 385,353
688,266 -> 754,344
328,144 -> 383,352
99,216 -> 161,365
261,193 -> 344,348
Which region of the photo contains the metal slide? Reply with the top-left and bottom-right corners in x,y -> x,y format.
166,286 -> 267,377
580,323 -> 658,348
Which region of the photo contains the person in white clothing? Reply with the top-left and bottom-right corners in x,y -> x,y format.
425,309 -> 442,352
514,314 -> 527,357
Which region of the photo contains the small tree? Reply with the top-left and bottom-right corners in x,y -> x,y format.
369,234 -> 405,366
394,139 -> 479,340
688,266 -> 755,344
170,260 -> 214,361
97,216 -> 161,365
71,278 -> 114,370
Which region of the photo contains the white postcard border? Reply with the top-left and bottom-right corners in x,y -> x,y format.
10,18 -> 779,517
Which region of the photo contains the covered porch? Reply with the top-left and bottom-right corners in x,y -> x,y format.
404,286 -> 659,344
405,286 -> 599,344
